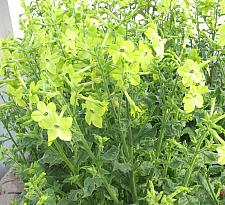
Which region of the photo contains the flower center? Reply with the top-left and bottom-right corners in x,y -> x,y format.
120,48 -> 125,52
54,124 -> 60,129
43,112 -> 48,116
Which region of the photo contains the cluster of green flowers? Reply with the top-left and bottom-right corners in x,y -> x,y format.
177,59 -> 209,113
108,21 -> 166,116
31,101 -> 72,145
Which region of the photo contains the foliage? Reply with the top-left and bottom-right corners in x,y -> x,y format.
1,0 -> 225,204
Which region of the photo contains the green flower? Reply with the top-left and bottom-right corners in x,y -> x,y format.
47,113 -> 73,145
183,85 -> 209,113
63,64 -> 83,88
39,48 -> 60,74
31,101 -> 56,129
108,37 -> 134,64
124,90 -> 142,117
135,41 -> 153,72
61,28 -> 79,51
29,81 -> 42,108
7,84 -> 26,107
217,146 -> 225,165
144,22 -> 166,59
111,62 -> 140,86
82,98 -> 108,128
177,59 -> 205,87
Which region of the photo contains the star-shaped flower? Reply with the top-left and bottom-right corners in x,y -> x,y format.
177,59 -> 205,87
31,101 -> 56,129
82,98 -> 108,128
111,62 -> 140,86
135,41 -> 153,72
47,113 -> 73,145
183,85 -> 209,113
61,28 -> 79,51
108,37 -> 134,63
39,49 -> 60,74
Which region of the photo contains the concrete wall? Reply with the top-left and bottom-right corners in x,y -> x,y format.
0,0 -> 13,178
0,0 -> 29,178
0,0 -> 12,38
7,0 -> 25,38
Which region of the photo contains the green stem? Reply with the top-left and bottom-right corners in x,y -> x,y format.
73,121 -> 120,205
209,128 -> 225,146
126,99 -> 138,204
148,109 -> 167,180
0,79 -> 16,84
2,121 -> 26,161
118,100 -> 130,159
96,55 -> 129,159
205,173 -> 219,205
183,130 -> 207,187
54,140 -> 77,174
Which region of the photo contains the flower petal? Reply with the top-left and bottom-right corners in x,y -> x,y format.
47,102 -> 56,112
47,128 -> 58,144
194,94 -> 203,108
58,129 -> 72,141
31,111 -> 44,122
37,101 -> 47,112
60,117 -> 73,129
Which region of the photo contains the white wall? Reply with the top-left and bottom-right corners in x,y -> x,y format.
0,0 -> 12,38
7,0 -> 25,38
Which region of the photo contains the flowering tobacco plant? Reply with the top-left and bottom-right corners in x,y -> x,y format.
1,0 -> 225,204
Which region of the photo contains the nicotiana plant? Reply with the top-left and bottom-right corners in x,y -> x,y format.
1,0 -> 225,204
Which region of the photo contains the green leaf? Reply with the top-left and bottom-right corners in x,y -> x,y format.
113,161 -> 131,174
101,145 -> 119,161
40,150 -> 62,167
83,177 -> 96,198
